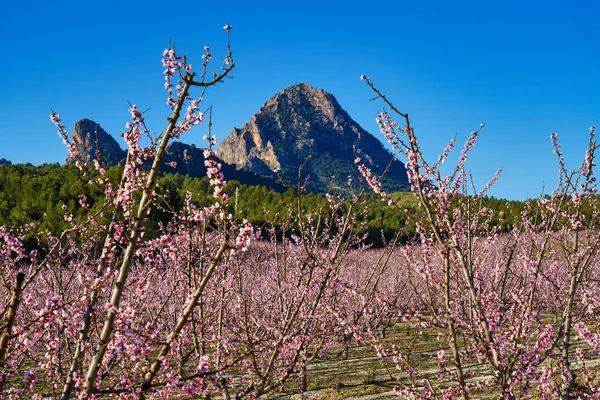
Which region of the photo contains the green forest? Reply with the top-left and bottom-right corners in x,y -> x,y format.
0,163 -> 532,247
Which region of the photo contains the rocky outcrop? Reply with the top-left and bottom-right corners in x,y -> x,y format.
67,119 -> 126,167
218,83 -> 409,193
162,142 -> 283,191
0,158 -> 11,166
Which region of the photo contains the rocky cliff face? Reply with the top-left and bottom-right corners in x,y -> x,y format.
67,119 -> 126,167
217,83 -> 409,193
0,158 -> 11,166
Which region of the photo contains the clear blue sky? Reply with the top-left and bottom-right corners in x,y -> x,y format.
2,0 -> 598,200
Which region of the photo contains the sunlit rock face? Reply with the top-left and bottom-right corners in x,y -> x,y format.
67,119 -> 126,167
218,83 -> 409,193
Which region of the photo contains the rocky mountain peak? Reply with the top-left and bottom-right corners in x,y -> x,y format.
217,83 -> 409,193
0,158 -> 11,167
67,119 -> 126,167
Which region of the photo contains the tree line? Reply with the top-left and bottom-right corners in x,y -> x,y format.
0,162 -> 541,247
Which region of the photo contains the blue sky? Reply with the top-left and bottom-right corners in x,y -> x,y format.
1,0 -> 598,200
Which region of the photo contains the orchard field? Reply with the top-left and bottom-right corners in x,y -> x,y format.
1,28 -> 599,400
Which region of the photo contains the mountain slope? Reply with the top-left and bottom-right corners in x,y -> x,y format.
217,83 -> 409,193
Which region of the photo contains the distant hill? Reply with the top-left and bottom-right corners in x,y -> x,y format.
0,158 -> 11,166
217,83 -> 410,193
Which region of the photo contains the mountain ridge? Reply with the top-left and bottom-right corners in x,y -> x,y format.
56,83 -> 409,193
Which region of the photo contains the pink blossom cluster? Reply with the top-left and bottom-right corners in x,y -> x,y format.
174,98 -> 204,139
162,48 -> 187,108
575,322 -> 600,354
355,157 -> 391,204
50,111 -> 81,167
203,147 -> 228,205
234,219 -> 254,252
